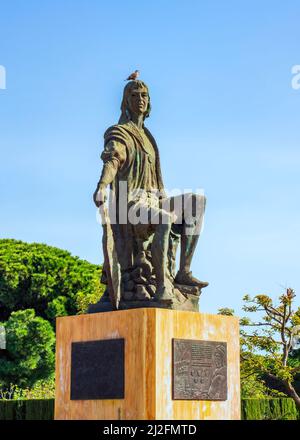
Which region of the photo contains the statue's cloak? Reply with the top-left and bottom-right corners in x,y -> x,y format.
101,121 -> 165,271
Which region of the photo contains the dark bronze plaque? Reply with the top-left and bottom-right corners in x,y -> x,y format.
70,338 -> 124,400
172,339 -> 227,400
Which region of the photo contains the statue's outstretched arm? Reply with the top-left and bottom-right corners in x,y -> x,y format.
93,140 -> 126,207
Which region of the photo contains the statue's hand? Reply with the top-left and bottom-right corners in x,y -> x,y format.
93,184 -> 107,207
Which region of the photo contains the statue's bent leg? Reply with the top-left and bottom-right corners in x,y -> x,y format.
172,193 -> 208,288
168,226 -> 181,279
179,230 -> 200,274
151,208 -> 174,301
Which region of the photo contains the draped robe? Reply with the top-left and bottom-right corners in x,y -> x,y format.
100,121 -> 165,271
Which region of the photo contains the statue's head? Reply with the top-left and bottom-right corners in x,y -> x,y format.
119,80 -> 151,124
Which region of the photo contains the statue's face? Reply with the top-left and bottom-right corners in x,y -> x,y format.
127,87 -> 149,116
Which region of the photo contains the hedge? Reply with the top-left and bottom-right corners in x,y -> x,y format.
241,398 -> 299,420
0,398 -> 299,420
0,399 -> 54,420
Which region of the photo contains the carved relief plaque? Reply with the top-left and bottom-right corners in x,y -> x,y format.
172,339 -> 227,400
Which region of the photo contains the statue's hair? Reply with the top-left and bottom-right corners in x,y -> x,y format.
118,80 -> 151,124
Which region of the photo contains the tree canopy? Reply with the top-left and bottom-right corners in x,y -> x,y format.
0,239 -> 104,322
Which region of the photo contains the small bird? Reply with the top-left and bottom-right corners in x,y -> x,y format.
125,70 -> 140,81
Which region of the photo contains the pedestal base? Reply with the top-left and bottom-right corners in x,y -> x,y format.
55,308 -> 240,420
88,284 -> 201,313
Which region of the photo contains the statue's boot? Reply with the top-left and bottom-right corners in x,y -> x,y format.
174,270 -> 209,288
176,229 -> 208,288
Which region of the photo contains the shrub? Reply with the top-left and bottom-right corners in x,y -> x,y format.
242,398 -> 299,420
0,309 -> 55,389
0,239 -> 104,321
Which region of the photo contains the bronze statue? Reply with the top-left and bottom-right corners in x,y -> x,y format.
90,80 -> 208,313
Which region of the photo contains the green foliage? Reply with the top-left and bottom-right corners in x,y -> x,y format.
240,372 -> 284,399
220,290 -> 300,402
217,308 -> 235,316
0,379 -> 55,401
0,239 -> 104,321
242,398 -> 299,420
2,380 -> 55,400
280,397 -> 299,420
240,288 -> 300,407
0,309 -> 55,389
45,296 -> 68,322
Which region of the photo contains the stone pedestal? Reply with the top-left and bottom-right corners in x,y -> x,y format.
55,308 -> 240,420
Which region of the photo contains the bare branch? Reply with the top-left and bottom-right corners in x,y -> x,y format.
265,305 -> 284,318
265,308 -> 282,325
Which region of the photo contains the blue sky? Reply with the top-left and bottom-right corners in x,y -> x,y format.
0,0 -> 299,315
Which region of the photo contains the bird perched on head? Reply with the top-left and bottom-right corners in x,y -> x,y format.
125,70 -> 140,81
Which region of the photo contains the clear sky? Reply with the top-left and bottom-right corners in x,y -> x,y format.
0,0 -> 299,315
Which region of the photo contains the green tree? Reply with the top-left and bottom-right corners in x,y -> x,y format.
0,239 -> 104,322
217,307 -> 277,399
0,309 -> 55,389
240,288 -> 300,409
